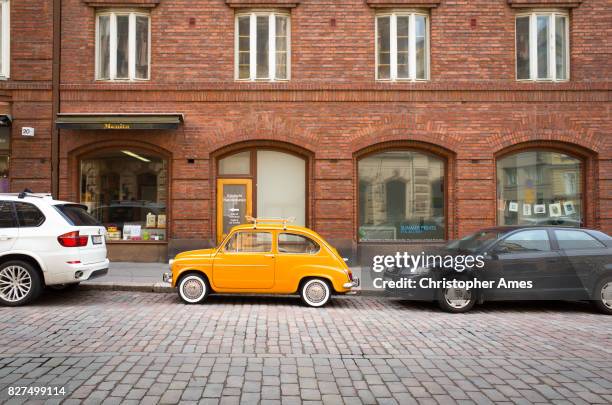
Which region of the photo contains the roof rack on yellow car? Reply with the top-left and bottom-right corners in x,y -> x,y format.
245,216 -> 295,230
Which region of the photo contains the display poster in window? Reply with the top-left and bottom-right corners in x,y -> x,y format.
563,201 -> 575,215
549,203 -> 562,217
222,184 -> 247,236
523,204 -> 532,216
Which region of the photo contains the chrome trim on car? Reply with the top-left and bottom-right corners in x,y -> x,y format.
162,272 -> 172,283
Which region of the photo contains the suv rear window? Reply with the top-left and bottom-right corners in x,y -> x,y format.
55,204 -> 100,226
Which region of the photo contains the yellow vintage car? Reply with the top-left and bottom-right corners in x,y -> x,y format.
163,218 -> 358,307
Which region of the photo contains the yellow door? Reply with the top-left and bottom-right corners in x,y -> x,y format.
213,231 -> 275,289
217,178 -> 252,243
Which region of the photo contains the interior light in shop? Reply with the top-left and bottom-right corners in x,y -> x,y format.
121,150 -> 150,162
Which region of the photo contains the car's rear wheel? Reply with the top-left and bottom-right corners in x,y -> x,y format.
0,261 -> 42,306
178,274 -> 209,304
593,277 -> 612,315
300,278 -> 331,307
438,284 -> 476,313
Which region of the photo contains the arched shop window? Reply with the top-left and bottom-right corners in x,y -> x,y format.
497,150 -> 582,227
358,150 -> 445,241
80,149 -> 168,242
216,149 -> 306,242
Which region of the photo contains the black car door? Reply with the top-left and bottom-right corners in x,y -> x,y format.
484,229 -> 567,300
553,229 -> 611,300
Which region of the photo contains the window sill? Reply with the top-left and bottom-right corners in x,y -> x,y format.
516,79 -> 570,83
95,79 -> 151,83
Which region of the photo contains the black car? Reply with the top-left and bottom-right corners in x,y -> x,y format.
383,226 -> 612,314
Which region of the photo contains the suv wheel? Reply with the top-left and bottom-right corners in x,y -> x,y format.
438,285 -> 476,313
178,274 -> 209,304
593,277 -> 612,315
0,261 -> 42,306
300,278 -> 331,307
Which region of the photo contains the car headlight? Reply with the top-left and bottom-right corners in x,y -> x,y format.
168,259 -> 175,269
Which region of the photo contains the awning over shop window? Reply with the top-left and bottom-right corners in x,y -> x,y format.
0,115 -> 12,126
56,113 -> 184,130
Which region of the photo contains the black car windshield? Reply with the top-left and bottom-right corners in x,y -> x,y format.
55,204 -> 101,226
446,230 -> 507,253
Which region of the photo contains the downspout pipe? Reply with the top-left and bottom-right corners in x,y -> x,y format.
51,0 -> 61,197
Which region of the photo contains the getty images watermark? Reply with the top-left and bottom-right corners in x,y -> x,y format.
371,252 -> 534,290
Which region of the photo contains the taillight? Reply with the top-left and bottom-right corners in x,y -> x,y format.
348,270 -> 353,281
58,231 -> 88,247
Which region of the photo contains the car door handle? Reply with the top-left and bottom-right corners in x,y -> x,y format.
0,235 -> 13,241
264,254 -> 275,258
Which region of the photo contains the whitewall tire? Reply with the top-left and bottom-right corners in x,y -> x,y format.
178,274 -> 209,304
300,278 -> 331,307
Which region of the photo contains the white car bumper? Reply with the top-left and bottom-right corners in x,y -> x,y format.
44,259 -> 110,285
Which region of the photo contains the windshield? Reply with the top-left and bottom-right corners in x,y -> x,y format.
55,204 -> 101,226
446,230 -> 507,253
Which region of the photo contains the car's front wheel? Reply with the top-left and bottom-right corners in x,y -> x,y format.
593,277 -> 612,315
0,261 -> 42,306
438,284 -> 477,313
300,278 -> 331,307
178,274 -> 209,304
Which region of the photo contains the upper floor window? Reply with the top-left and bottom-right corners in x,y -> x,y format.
0,0 -> 10,79
235,11 -> 290,81
516,12 -> 569,81
96,10 -> 150,81
376,11 -> 429,81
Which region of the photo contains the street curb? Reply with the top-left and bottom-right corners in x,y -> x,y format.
80,282 -> 174,293
80,283 -> 389,296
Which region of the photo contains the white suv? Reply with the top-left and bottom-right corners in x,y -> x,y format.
0,192 -> 109,306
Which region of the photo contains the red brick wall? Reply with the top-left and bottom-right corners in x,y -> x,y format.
3,0 -> 610,251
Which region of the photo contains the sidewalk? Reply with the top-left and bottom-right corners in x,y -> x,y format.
82,262 -> 379,294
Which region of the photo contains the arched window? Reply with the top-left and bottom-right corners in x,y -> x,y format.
80,149 -> 168,241
496,150 -> 582,227
358,150 -> 445,241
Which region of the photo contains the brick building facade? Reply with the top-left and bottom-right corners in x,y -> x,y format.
1,0 -> 610,262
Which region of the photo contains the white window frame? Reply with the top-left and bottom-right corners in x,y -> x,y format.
515,10 -> 570,82
375,10 -> 430,82
234,11 -> 291,82
95,10 -> 151,81
0,0 -> 10,79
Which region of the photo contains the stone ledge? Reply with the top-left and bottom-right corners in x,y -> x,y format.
507,0 -> 582,8
82,0 -> 160,8
225,0 -> 301,8
365,0 -> 441,8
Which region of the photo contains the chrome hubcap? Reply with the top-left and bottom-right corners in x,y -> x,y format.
182,278 -> 204,300
445,287 -> 471,309
0,266 -> 32,303
601,282 -> 612,310
305,282 -> 327,304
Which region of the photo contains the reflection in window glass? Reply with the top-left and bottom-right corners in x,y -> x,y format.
116,15 -> 130,79
80,150 -> 168,241
238,16 -> 250,79
396,16 -> 409,79
256,16 -> 269,79
275,16 -> 288,80
225,232 -> 272,253
358,151 -> 445,241
97,15 -> 111,80
515,16 -> 530,80
278,233 -> 319,254
536,15 -> 549,79
499,230 -> 551,252
554,230 -> 605,250
377,16 -> 391,80
219,151 -> 251,175
415,15 -> 427,80
135,15 -> 149,79
497,151 -> 582,227
555,15 -> 567,81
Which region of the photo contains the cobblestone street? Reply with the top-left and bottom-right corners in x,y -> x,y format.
0,290 -> 610,404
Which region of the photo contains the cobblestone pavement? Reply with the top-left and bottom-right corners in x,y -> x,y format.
0,290 -> 611,405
